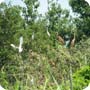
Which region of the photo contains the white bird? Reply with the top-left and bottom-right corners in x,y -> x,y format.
47,29 -> 50,37
0,0 -> 4,4
0,85 -> 5,90
31,76 -> 34,84
11,36 -> 23,53
83,83 -> 90,90
31,32 -> 34,40
85,0 -> 90,5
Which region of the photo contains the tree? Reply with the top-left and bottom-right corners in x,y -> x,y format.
46,0 -> 62,31
0,2 -> 23,68
22,0 -> 39,27
69,0 -> 90,38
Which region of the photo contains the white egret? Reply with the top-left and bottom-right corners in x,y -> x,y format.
0,85 -> 5,90
31,32 -> 34,40
83,83 -> 90,90
11,36 -> 23,53
47,29 -> 50,37
31,76 -> 34,84
85,0 -> 90,5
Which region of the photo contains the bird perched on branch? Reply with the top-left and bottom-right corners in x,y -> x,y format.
10,36 -> 23,53
47,29 -> 50,37
56,32 -> 64,45
46,25 -> 50,37
31,32 -> 35,40
56,32 -> 75,48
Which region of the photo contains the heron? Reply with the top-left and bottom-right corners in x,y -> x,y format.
10,36 -> 23,53
47,29 -> 50,37
70,33 -> 75,47
56,32 -> 64,45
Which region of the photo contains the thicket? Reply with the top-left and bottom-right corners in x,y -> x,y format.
0,0 -> 90,90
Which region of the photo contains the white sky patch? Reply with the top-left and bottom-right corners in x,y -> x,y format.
4,0 -> 78,17
58,0 -> 70,9
85,0 -> 90,5
57,0 -> 74,16
5,0 -> 26,7
38,0 -> 74,16
38,0 -> 48,15
0,0 -> 4,4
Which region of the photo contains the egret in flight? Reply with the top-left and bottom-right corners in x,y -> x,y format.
11,36 -> 23,53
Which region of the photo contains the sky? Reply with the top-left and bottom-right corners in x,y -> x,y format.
85,0 -> 90,5
0,0 -> 4,3
38,0 -> 72,15
4,0 -> 72,15
1,0 -> 90,14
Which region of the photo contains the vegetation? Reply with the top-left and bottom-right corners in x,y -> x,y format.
0,0 -> 90,90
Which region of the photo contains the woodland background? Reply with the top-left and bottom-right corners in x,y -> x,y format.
0,0 -> 90,90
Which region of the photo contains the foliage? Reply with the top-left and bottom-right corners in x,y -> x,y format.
69,0 -> 90,39
0,0 -> 90,90
73,66 -> 90,90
